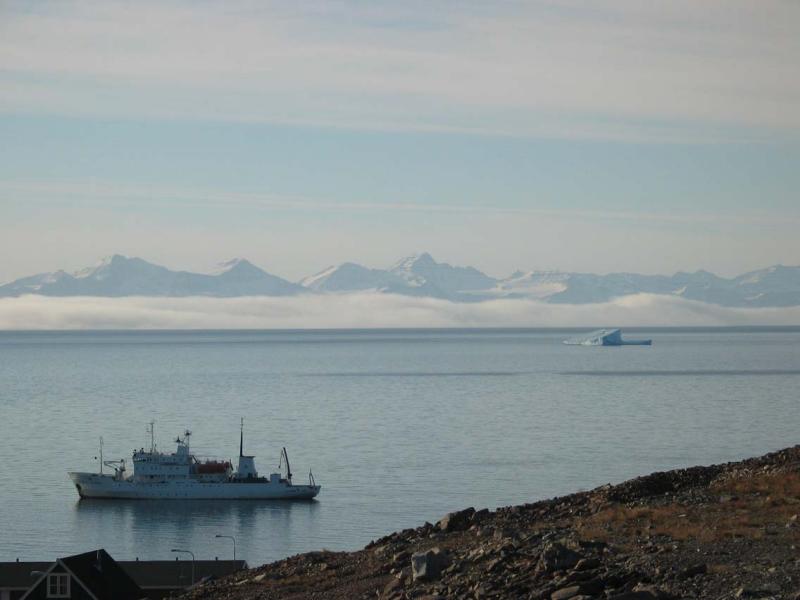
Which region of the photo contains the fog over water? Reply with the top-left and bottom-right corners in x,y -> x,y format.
1,293 -> 800,330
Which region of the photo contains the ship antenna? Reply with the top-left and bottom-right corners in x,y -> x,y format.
239,417 -> 244,457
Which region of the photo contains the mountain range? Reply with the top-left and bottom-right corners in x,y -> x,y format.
2,253 -> 800,308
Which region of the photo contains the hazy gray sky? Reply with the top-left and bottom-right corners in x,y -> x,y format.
1,1 -> 798,283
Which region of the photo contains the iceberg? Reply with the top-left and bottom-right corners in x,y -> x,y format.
564,329 -> 652,346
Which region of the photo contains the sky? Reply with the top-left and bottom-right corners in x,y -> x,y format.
1,0 -> 799,285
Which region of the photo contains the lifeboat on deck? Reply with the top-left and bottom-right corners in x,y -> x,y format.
195,460 -> 231,474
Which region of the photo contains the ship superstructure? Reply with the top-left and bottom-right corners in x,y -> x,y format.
69,421 -> 320,500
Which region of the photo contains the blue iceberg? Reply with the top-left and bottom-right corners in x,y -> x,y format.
564,329 -> 652,346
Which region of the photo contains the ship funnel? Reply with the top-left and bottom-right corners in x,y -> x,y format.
236,418 -> 257,478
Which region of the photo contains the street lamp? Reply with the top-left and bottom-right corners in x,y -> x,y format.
215,534 -> 236,561
171,549 -> 195,585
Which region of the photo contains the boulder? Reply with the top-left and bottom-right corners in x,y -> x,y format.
411,547 -> 451,582
573,557 -> 601,571
380,577 -> 404,600
551,585 -> 582,600
610,593 -> 658,600
610,586 -> 676,600
552,578 -> 605,598
471,508 -> 490,523
735,588 -> 778,598
437,507 -> 476,532
677,563 -> 707,580
392,550 -> 410,565
539,542 -> 584,572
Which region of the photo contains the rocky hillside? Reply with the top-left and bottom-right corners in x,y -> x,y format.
179,446 -> 800,600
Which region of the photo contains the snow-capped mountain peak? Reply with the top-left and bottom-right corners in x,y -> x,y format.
388,252 -> 496,293
492,270 -> 570,298
217,257 -> 249,270
389,252 -> 435,272
1,255 -> 799,308
300,262 -> 397,292
73,254 -> 130,279
0,256 -> 301,298
299,265 -> 339,288
213,258 -> 264,277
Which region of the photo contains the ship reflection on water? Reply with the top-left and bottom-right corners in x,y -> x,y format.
72,499 -> 321,562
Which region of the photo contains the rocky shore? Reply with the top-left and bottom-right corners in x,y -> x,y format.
179,446 -> 800,600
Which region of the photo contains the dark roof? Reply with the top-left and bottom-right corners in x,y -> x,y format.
0,562 -> 51,588
59,549 -> 144,600
2,556 -> 247,595
119,560 -> 247,588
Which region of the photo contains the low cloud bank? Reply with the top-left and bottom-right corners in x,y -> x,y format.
1,293 -> 799,330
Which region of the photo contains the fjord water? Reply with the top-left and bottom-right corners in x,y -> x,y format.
1,328 -> 799,564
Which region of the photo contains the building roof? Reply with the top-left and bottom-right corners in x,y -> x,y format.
58,549 -> 144,600
2,556 -> 247,595
0,562 -> 50,588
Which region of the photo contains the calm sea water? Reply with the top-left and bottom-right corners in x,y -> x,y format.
1,328 -> 799,564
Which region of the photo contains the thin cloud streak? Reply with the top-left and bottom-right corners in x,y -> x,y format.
3,180 -> 798,227
1,1 -> 798,141
1,294 -> 798,330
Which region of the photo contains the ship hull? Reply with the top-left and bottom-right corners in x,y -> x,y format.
69,472 -> 320,500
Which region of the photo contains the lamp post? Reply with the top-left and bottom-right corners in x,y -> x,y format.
171,549 -> 195,585
215,534 -> 236,561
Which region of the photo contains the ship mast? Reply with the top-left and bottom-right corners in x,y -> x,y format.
147,420 -> 156,453
239,417 -> 244,457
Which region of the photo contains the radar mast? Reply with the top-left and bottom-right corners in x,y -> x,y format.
147,420 -> 156,453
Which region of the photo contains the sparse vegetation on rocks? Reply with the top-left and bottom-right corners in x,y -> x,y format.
179,446 -> 800,600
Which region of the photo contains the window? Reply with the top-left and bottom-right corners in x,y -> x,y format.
47,573 -> 70,598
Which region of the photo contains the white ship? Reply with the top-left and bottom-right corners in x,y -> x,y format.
69,421 -> 320,500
